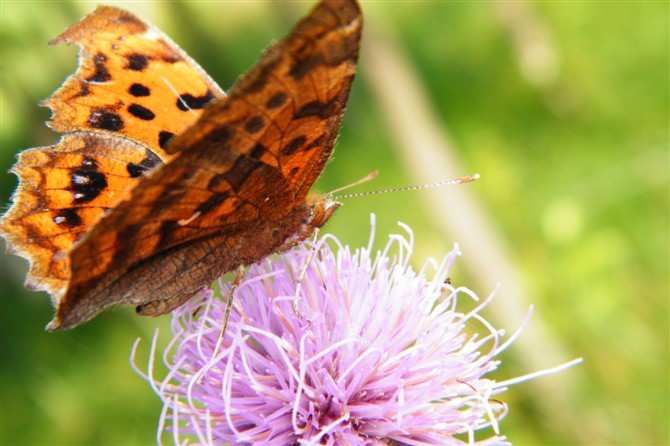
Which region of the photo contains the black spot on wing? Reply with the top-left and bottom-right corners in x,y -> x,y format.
129,83 -> 150,97
282,135 -> 306,156
244,116 -> 265,134
87,53 -> 111,83
126,53 -> 149,71
128,104 -> 156,121
304,134 -> 326,152
158,131 -> 176,149
250,143 -> 268,159
53,209 -> 82,227
127,150 -> 162,178
266,92 -> 288,109
74,81 -> 90,98
295,97 -> 338,120
89,109 -> 124,131
204,126 -> 234,147
290,54 -> 323,81
176,91 -> 215,111
69,157 -> 108,204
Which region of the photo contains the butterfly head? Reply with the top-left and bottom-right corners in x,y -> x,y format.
305,196 -> 341,234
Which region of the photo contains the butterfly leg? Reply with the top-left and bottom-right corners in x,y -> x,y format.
212,264 -> 245,360
136,292 -> 193,317
292,228 -> 321,317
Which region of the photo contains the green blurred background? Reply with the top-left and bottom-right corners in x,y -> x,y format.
1,1 -> 667,445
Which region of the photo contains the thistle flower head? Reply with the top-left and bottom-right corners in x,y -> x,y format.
136,218 -> 520,445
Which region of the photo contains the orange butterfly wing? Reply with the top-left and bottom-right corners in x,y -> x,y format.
0,133 -> 160,300
19,0 -> 361,330
44,5 -> 224,158
0,6 -> 224,304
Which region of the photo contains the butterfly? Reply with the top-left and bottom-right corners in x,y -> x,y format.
0,0 -> 361,330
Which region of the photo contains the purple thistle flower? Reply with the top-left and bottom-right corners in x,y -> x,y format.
134,217 -> 572,445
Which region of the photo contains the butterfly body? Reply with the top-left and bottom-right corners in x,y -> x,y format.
0,0 -> 361,330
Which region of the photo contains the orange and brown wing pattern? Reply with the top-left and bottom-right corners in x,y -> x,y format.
1,7 -> 222,311
0,132 -> 162,300
167,0 -> 362,198
43,5 -> 224,159
51,0 -> 362,330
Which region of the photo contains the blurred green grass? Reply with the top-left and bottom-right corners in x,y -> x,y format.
1,1 -> 667,445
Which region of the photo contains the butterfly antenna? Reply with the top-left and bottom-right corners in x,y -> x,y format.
326,170 -> 379,197
331,173 -> 480,200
